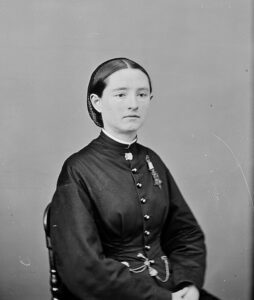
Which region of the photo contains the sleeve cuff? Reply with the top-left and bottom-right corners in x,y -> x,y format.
171,267 -> 205,290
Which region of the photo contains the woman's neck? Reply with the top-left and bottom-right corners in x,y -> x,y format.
102,129 -> 137,145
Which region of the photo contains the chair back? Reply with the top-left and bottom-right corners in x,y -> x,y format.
43,203 -> 64,300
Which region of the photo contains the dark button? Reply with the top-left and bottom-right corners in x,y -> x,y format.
140,198 -> 147,204
131,168 -> 137,174
144,230 -> 150,236
144,215 -> 150,220
136,182 -> 142,188
145,245 -> 151,250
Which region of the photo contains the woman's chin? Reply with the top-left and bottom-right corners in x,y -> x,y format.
123,119 -> 143,130
122,124 -> 142,133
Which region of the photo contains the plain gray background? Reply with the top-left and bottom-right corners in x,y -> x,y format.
0,1 -> 253,299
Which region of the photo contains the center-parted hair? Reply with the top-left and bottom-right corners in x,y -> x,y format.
87,58 -> 152,127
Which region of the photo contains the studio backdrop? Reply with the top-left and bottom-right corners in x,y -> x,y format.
0,1 -> 252,299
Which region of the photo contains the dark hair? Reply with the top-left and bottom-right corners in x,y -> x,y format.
87,57 -> 152,127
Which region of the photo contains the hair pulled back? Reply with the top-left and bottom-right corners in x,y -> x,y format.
87,57 -> 152,127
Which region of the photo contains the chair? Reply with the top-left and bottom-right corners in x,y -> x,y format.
43,203 -> 65,300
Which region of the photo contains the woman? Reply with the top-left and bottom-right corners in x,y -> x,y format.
50,58 -> 219,300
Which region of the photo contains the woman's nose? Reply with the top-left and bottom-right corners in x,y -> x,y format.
128,94 -> 138,109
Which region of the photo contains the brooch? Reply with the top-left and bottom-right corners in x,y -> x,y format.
145,155 -> 162,189
125,152 -> 133,160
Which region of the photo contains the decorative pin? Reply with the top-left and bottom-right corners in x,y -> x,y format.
145,155 -> 162,189
125,152 -> 133,161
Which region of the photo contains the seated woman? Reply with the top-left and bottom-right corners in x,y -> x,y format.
50,58 -> 220,300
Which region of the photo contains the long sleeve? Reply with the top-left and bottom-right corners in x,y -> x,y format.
50,160 -> 172,300
161,170 -> 206,290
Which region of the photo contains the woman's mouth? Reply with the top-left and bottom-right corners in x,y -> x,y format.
123,115 -> 140,119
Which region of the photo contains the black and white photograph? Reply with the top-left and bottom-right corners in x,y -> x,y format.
0,1 -> 252,300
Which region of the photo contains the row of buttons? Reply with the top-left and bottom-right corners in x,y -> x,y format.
128,157 -> 151,253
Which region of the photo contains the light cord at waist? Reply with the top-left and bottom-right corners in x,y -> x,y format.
121,253 -> 170,282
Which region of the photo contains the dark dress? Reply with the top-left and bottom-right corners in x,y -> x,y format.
50,131 -> 217,300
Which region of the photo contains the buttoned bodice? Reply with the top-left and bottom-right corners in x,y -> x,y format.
58,132 -> 171,285
50,131 -> 206,299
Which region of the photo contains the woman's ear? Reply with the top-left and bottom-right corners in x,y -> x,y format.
150,94 -> 153,101
90,94 -> 102,113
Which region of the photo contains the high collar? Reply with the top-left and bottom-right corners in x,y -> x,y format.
95,130 -> 138,152
102,129 -> 137,146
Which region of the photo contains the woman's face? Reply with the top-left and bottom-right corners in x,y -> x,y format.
91,68 -> 152,140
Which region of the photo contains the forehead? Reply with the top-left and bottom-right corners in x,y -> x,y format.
105,69 -> 150,90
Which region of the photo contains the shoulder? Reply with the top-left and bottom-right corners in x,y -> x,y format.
56,140 -> 97,186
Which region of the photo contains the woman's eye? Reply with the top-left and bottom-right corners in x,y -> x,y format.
114,93 -> 126,98
138,93 -> 148,98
